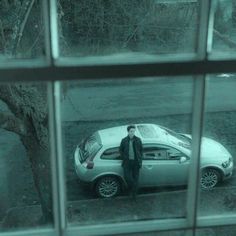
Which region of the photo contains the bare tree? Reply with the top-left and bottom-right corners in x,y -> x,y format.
0,84 -> 52,223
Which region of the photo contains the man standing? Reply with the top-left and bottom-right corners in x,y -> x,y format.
119,125 -> 143,200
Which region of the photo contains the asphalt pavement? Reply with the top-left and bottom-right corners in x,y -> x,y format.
61,76 -> 236,122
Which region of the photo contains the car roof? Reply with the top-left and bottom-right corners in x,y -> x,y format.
97,124 -> 169,147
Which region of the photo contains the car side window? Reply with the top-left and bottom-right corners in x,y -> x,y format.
100,148 -> 121,160
166,147 -> 183,160
143,146 -> 185,160
143,147 -> 168,160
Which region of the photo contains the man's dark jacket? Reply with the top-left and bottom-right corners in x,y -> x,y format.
119,135 -> 143,168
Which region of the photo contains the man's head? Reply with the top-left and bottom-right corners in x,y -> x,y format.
127,125 -> 136,139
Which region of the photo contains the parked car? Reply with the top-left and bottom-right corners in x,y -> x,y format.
74,124 -> 234,198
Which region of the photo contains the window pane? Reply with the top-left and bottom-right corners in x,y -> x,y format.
212,0 -> 236,55
196,225 -> 236,236
61,77 -> 194,226
198,74 -> 236,217
0,83 -> 53,231
0,1 -> 44,59
59,0 -> 199,59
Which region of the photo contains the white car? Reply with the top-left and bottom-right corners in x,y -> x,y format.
74,124 -> 234,198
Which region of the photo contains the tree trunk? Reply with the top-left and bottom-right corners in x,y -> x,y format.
21,127 -> 53,224
0,85 -> 53,224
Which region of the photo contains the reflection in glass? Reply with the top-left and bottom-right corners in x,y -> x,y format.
61,77 -> 194,226
199,74 -> 236,216
0,83 -> 52,231
59,1 -> 198,57
0,1 -> 44,59
212,0 -> 236,53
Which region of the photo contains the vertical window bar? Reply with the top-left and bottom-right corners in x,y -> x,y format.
48,82 -> 63,236
54,81 -> 67,230
42,0 -> 59,65
186,0 -> 210,233
186,76 -> 206,235
196,0 -> 212,59
207,0 -> 216,55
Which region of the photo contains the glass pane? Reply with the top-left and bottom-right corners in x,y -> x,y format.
59,0 -> 199,58
196,225 -> 236,236
61,77 -> 194,226
0,1 -> 44,59
212,0 -> 236,54
0,83 -> 53,231
198,74 -> 236,217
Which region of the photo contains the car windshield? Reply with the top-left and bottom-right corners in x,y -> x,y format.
79,132 -> 102,162
160,126 -> 191,149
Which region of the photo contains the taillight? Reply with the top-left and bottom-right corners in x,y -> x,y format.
86,160 -> 94,169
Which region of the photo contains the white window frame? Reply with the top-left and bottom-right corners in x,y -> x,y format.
1,0 -> 236,235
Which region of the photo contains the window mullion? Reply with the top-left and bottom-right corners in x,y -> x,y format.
196,0 -> 212,59
43,0 -> 59,65
186,76 -> 206,234
48,82 -> 66,236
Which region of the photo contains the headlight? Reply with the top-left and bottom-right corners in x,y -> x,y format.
222,157 -> 232,168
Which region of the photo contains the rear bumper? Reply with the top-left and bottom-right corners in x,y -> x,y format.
222,161 -> 234,180
223,170 -> 233,180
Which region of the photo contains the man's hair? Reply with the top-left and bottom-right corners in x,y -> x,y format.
127,125 -> 136,132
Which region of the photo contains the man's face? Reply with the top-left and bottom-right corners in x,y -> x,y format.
128,128 -> 135,138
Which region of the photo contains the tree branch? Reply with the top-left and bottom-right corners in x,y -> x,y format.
13,0 -> 36,55
0,112 -> 26,136
213,29 -> 236,49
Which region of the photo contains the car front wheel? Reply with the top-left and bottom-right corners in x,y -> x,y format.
201,169 -> 220,190
95,176 -> 121,198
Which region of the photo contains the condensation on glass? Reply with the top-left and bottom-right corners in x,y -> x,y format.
0,82 -> 53,231
212,0 -> 236,54
198,73 -> 236,217
0,1 -> 44,59
59,1 -> 199,57
60,77 -> 194,226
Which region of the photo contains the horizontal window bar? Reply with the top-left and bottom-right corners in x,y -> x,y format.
66,218 -> 188,236
0,59 -> 49,69
208,52 -> 236,61
0,229 -> 55,236
0,60 -> 236,81
56,54 -> 198,66
197,215 -> 236,228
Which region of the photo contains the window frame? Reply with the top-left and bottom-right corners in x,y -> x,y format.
1,0 -> 236,236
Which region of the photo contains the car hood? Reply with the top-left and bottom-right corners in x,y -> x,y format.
183,134 -> 231,159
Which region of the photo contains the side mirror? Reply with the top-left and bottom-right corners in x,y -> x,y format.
179,156 -> 187,164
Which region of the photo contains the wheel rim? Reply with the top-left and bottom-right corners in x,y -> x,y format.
201,170 -> 218,189
98,177 -> 119,198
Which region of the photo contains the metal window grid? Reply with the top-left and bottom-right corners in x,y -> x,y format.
1,0 -> 236,235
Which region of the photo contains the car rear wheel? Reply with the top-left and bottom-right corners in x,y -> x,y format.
201,169 -> 220,190
95,176 -> 121,198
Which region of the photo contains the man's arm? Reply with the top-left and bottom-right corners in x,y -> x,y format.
119,139 -> 124,157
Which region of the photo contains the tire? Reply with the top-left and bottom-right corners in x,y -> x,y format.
200,168 -> 221,190
95,176 -> 121,198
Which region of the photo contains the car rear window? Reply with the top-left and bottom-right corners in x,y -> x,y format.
79,132 -> 102,162
137,125 -> 158,138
